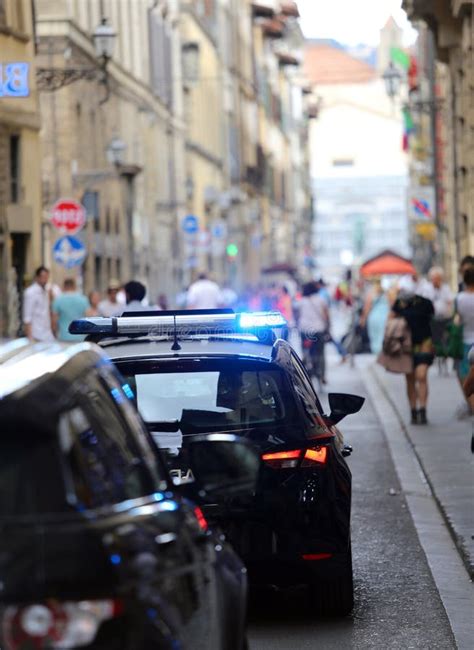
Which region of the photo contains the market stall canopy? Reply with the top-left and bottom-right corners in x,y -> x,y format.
360,250 -> 416,277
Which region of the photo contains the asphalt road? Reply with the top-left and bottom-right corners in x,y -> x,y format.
248,357 -> 456,650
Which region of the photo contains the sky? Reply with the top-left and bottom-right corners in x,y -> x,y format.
298,0 -> 418,47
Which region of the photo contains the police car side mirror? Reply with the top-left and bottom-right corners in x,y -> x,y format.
327,393 -> 365,425
187,434 -> 260,500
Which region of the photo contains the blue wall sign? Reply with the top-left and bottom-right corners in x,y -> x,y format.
0,63 -> 30,97
182,214 -> 199,234
53,236 -> 87,269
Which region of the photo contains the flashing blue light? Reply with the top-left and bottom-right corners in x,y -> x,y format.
122,383 -> 135,400
151,492 -> 165,502
110,554 -> 122,565
238,312 -> 287,329
110,387 -> 124,404
161,500 -> 178,512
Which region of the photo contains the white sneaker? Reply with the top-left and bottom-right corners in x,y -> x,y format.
455,401 -> 471,420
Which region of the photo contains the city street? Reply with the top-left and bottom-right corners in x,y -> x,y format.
248,356 -> 472,650
1,1 -> 473,649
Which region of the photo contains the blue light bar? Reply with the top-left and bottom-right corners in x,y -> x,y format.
238,312 -> 287,329
69,310 -> 287,339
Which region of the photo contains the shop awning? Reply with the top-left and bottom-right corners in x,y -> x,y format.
360,250 -> 416,277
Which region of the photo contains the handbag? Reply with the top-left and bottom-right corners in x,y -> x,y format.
446,322 -> 464,360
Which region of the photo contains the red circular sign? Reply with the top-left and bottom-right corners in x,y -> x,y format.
51,199 -> 86,234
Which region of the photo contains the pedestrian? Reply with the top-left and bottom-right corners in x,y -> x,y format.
122,281 -> 148,313
391,276 -> 435,425
276,286 -> 295,325
86,290 -> 102,317
360,280 -> 389,355
52,278 -> 89,341
22,266 -> 55,342
418,266 -> 453,320
458,255 -> 474,291
298,281 -> 330,387
98,280 -> 123,317
462,344 -> 474,453
220,284 -> 238,309
157,293 -> 168,311
454,266 -> 474,418
186,272 -> 222,309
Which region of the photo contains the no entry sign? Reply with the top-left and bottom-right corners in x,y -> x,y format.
51,199 -> 86,235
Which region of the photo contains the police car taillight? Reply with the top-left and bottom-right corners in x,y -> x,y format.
262,447 -> 327,469
2,599 -> 123,649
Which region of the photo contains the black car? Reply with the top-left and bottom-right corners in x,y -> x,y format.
71,310 -> 364,616
0,339 -> 258,650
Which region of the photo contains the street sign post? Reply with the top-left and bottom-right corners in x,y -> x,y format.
51,199 -> 86,235
182,214 -> 199,234
53,235 -> 87,269
408,186 -> 435,221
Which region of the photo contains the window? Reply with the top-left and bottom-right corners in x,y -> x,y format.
59,374 -> 160,509
82,190 -> 99,232
332,159 -> 354,167
290,354 -> 328,433
9,134 -> 20,203
117,359 -> 305,446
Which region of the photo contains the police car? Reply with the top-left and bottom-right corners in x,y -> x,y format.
71,310 -> 364,616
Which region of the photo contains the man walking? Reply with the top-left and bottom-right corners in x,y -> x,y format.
98,280 -> 123,317
122,281 -> 148,313
22,266 -> 55,342
186,272 -> 222,309
52,278 -> 89,341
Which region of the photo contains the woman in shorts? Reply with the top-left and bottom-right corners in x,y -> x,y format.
392,278 -> 435,425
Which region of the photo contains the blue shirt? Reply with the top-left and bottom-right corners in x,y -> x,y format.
52,292 -> 89,341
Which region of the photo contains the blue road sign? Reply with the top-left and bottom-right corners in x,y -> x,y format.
53,235 -> 87,269
182,214 -> 199,234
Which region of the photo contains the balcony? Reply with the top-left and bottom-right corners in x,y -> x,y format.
251,1 -> 277,18
276,51 -> 300,67
261,18 -> 285,39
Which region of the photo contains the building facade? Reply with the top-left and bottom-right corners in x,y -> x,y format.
305,38 -> 410,282
403,0 -> 474,285
35,0 -> 186,301
0,0 -> 43,337
179,0 -> 313,288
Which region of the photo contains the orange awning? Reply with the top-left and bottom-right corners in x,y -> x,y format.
360,250 -> 416,277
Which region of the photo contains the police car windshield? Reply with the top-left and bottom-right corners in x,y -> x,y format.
118,359 -> 303,439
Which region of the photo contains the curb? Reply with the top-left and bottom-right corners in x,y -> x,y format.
361,364 -> 473,650
368,364 -> 473,579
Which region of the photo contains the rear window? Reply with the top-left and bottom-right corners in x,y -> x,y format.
116,359 -> 305,446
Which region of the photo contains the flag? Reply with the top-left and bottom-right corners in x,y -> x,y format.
402,107 -> 415,152
390,47 -> 410,70
402,107 -> 414,133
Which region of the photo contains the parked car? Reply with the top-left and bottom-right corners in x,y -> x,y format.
0,339 -> 258,650
70,310 -> 364,616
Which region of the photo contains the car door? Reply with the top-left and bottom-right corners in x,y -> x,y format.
64,366 -> 220,649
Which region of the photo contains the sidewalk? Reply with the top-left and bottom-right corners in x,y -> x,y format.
369,360 -> 474,577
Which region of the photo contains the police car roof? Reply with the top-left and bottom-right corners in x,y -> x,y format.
0,339 -> 105,400
99,335 -> 275,363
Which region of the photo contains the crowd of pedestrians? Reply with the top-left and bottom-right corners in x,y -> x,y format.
20,259 -> 474,434
21,269 -> 159,342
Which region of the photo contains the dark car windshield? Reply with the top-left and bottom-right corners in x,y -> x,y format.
116,359 -> 306,445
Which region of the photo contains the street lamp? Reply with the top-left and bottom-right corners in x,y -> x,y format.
382,62 -> 402,100
106,136 -> 127,166
36,18 -> 116,95
93,18 -> 116,62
